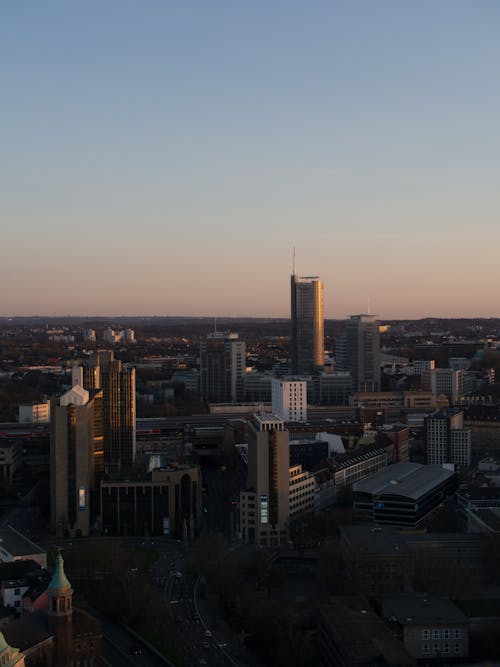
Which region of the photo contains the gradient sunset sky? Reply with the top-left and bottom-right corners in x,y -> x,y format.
2,1 -> 499,319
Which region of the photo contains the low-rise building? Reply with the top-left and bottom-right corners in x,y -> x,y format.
100,465 -> 201,538
0,526 -> 47,568
380,594 -> 469,661
18,401 -> 50,424
319,596 -> 416,666
353,462 -> 457,528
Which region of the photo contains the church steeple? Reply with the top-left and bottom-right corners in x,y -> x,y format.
47,551 -> 73,617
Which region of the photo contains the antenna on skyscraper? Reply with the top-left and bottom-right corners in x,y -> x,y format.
293,247 -> 297,276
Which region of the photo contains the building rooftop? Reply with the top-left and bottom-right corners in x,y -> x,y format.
321,597 -> 416,665
381,594 -> 468,626
352,462 -> 454,500
0,525 -> 46,557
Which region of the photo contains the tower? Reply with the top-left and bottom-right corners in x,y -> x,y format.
336,314 -> 381,392
199,332 -> 245,402
290,272 -> 324,375
79,351 -> 136,473
240,414 -> 290,546
47,551 -> 73,664
51,386 -> 103,537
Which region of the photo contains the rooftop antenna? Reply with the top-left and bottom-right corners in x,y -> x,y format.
293,247 -> 297,276
367,297 -> 371,315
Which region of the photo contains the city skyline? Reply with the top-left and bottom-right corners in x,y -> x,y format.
2,2 -> 500,319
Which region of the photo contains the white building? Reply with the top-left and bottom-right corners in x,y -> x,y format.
271,377 -> 307,422
103,327 -> 119,343
18,400 -> 50,424
422,368 -> 475,403
425,409 -> 472,467
83,328 -> 96,342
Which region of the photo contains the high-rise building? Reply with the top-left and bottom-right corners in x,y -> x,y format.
425,409 -> 472,467
271,377 -> 307,422
50,385 -> 104,537
78,351 -> 136,473
336,315 -> 381,392
240,414 -> 290,546
199,332 -> 245,403
290,273 -> 324,374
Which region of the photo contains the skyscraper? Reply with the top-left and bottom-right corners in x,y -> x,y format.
199,332 -> 245,403
290,272 -> 324,374
51,385 -> 103,536
336,314 -> 381,392
78,350 -> 136,473
240,414 -> 290,546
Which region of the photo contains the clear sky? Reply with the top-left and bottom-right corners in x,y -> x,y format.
2,1 -> 499,319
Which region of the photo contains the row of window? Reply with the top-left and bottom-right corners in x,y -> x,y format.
422,642 -> 462,655
421,628 -> 462,640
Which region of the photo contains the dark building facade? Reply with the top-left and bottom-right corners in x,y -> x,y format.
336,315 -> 381,392
290,273 -> 324,375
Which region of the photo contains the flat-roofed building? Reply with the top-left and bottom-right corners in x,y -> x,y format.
100,466 -> 201,538
0,526 -> 47,568
18,401 -> 50,424
425,409 -> 472,467
380,594 -> 469,661
353,462 -> 457,528
319,596 -> 416,666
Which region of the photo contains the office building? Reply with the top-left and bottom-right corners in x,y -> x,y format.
271,377 -> 307,422
380,595 -> 469,661
421,368 -> 475,403
336,315 -> 381,392
50,385 -> 104,537
100,466 -> 201,538
240,414 -> 290,546
18,400 -> 50,424
353,462 -> 457,527
199,332 -> 245,403
76,351 -> 136,473
425,409 -> 472,467
290,273 -> 324,374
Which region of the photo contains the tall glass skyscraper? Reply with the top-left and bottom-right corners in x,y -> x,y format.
290,273 -> 324,374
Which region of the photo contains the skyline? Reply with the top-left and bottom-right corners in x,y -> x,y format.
2,2 -> 500,319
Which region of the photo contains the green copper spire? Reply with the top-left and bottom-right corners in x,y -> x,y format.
48,551 -> 72,594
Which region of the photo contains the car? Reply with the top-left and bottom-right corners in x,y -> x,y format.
129,646 -> 143,655
218,642 -> 227,648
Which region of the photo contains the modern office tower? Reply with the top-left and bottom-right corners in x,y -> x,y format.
425,409 -> 472,467
290,273 -> 324,374
336,314 -> 381,392
199,332 -> 246,402
78,350 -> 136,473
272,377 -> 307,422
50,385 -> 104,537
240,414 -> 290,546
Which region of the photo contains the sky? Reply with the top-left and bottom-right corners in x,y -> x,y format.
1,1 -> 500,320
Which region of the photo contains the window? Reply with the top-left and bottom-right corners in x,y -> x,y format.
454,643 -> 461,654
422,643 -> 429,655
421,629 -> 430,641
14,601 -> 20,608
443,643 -> 450,654
454,629 -> 462,639
14,588 -> 20,595
432,629 -> 440,640
443,629 -> 450,640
